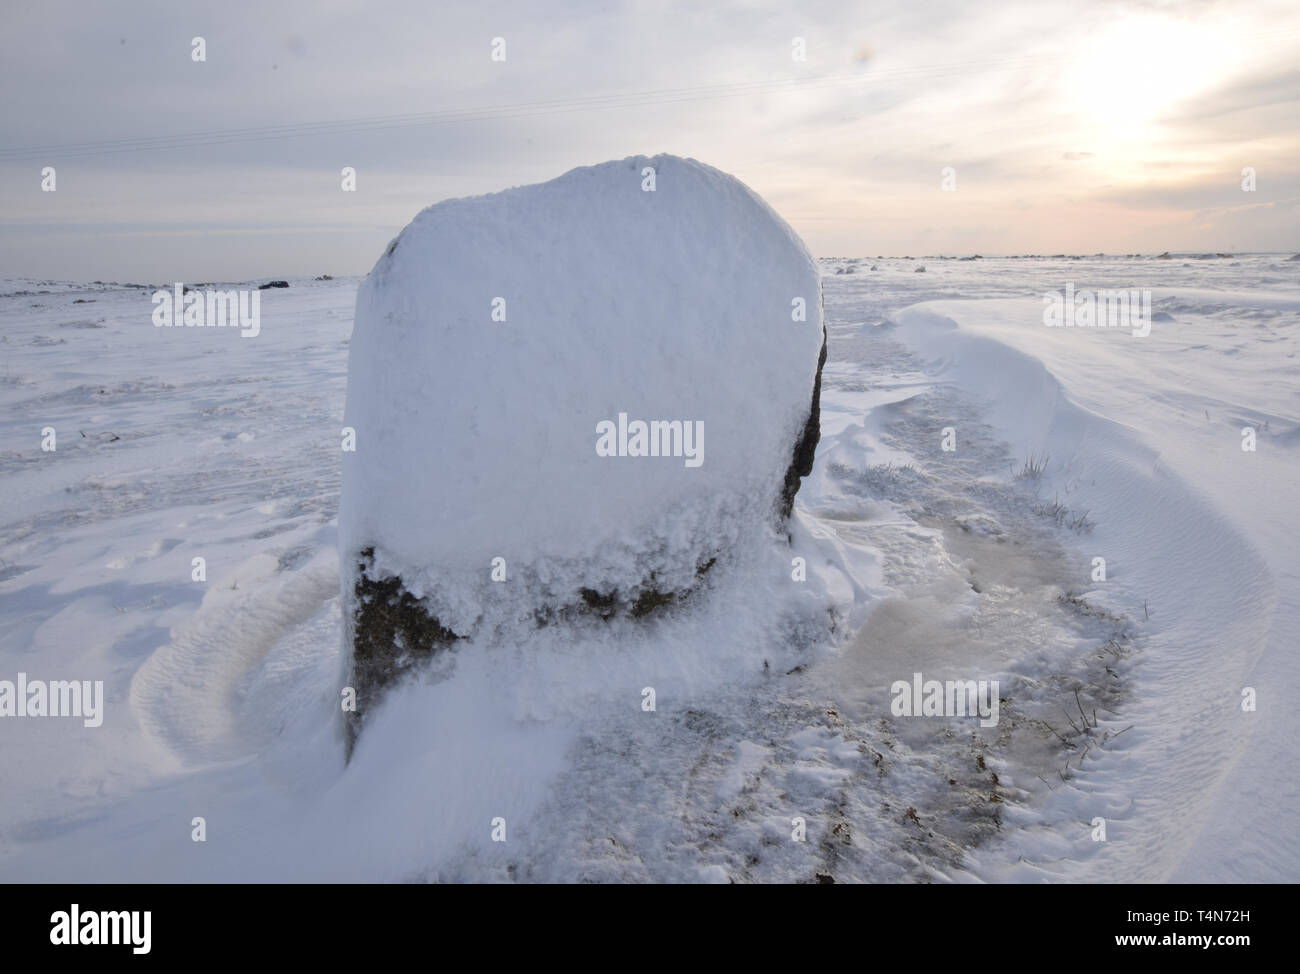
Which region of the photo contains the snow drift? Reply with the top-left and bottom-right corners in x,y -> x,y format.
890,298 -> 1298,882
339,154 -> 826,745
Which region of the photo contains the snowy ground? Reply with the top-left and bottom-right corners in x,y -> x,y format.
1,254 -> 1297,882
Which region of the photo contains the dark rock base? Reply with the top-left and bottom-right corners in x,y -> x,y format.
345,547 -> 460,756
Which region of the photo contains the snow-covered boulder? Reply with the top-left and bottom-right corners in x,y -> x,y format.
339,154 -> 825,749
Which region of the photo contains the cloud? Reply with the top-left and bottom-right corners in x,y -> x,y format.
1,0 -> 1296,277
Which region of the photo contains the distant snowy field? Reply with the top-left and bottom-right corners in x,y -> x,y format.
1,255 -> 1297,882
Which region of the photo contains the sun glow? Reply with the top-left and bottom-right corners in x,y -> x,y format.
1066,17 -> 1225,129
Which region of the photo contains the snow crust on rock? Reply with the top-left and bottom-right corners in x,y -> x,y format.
340,154 -> 824,631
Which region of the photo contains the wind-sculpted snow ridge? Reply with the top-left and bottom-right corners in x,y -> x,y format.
891,299 -> 1299,882
339,155 -> 829,748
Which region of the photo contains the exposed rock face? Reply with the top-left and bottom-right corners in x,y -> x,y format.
780,329 -> 826,521
339,154 -> 825,752
349,547 -> 459,712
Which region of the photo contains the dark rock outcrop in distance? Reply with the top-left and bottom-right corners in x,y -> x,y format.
258,280 -> 290,289
315,274 -> 334,280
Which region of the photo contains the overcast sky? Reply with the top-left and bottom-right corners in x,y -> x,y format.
2,0 -> 1298,281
